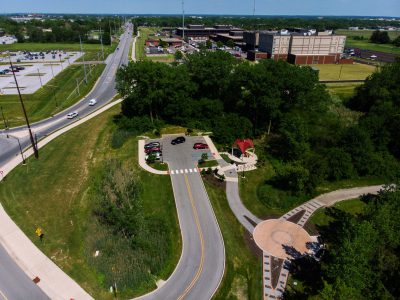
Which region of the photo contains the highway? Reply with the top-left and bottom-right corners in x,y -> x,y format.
0,24 -> 132,299
136,136 -> 225,300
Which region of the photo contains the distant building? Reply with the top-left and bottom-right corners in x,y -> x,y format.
214,30 -> 244,44
0,36 -> 18,45
256,30 -> 346,64
243,31 -> 260,50
176,24 -> 242,40
348,27 -> 359,30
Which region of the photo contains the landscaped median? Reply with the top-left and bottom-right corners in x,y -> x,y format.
0,103 -> 181,299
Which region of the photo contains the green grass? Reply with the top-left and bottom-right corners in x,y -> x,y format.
0,63 -> 105,128
198,160 -> 219,168
336,29 -> 400,40
147,54 -> 174,63
136,27 -> 157,61
150,161 -> 169,171
0,104 -> 180,298
335,29 -> 400,54
315,63 -> 376,81
204,179 -> 262,300
308,198 -> 365,227
239,162 -> 384,219
325,82 -> 363,100
221,154 -> 234,164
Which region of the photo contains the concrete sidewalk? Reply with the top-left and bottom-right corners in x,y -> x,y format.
0,99 -> 123,300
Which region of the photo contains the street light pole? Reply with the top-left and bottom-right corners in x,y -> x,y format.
0,106 -> 8,130
8,56 -> 39,159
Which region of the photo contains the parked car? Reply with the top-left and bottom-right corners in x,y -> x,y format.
171,136 -> 186,145
145,147 -> 161,154
66,111 -> 79,119
144,141 -> 160,149
88,98 -> 97,106
193,143 -> 209,149
146,151 -> 162,161
0,70 -> 7,75
16,66 -> 25,71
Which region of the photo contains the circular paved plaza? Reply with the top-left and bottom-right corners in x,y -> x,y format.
253,219 -> 312,259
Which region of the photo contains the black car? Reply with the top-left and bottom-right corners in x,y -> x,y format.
171,136 -> 186,145
144,141 -> 160,149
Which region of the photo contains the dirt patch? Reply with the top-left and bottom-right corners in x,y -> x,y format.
202,173 -> 226,189
287,210 -> 306,224
243,230 -> 263,258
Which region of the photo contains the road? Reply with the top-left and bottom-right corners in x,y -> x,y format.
136,136 -> 225,300
0,24 -> 133,299
0,23 -> 132,167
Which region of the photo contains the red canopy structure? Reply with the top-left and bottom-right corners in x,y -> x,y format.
233,139 -> 254,155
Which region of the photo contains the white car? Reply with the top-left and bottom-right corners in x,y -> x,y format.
88,99 -> 97,106
67,111 -> 78,119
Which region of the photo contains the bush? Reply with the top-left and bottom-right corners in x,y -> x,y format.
271,162 -> 311,194
257,184 -> 306,211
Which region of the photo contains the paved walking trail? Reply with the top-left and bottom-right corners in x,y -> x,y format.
205,138 -> 385,300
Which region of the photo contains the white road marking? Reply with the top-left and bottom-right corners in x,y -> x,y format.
180,170 -> 184,174
184,169 -> 188,174
189,169 -> 193,173
193,169 -> 198,173
170,170 -> 175,175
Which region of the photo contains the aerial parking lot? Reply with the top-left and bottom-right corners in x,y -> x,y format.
0,50 -> 83,94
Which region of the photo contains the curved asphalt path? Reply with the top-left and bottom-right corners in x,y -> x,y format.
136,136 -> 225,300
0,24 -> 132,299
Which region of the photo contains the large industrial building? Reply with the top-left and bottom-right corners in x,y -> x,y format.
249,29 -> 346,64
176,24 -> 242,40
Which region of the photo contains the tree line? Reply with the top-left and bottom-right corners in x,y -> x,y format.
116,52 -> 400,198
0,16 -> 123,44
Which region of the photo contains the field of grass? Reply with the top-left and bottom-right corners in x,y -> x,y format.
239,162 -> 384,220
307,198 -> 365,227
204,178 -> 262,300
147,54 -> 174,63
335,29 -> 400,54
0,105 -> 180,298
0,63 -> 105,128
325,82 -> 363,102
136,27 -> 157,60
336,29 -> 400,40
315,63 -> 376,81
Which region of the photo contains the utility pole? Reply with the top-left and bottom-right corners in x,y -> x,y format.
79,35 -> 88,84
37,68 -> 43,87
182,0 -> 185,41
100,26 -> 104,60
8,56 -> 38,159
1,106 -> 8,130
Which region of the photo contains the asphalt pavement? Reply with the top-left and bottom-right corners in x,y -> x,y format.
0,23 -> 132,299
136,136 -> 225,300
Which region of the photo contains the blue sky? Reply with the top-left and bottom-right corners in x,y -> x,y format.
3,0 -> 400,17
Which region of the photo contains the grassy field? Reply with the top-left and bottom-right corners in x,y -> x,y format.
0,63 -> 105,128
307,198 -> 365,227
204,178 -> 262,300
325,82 -> 363,100
315,63 -> 376,81
336,29 -> 400,40
239,162 -> 384,220
0,105 -> 180,298
147,54 -> 174,63
136,27 -> 157,60
335,29 -> 400,54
